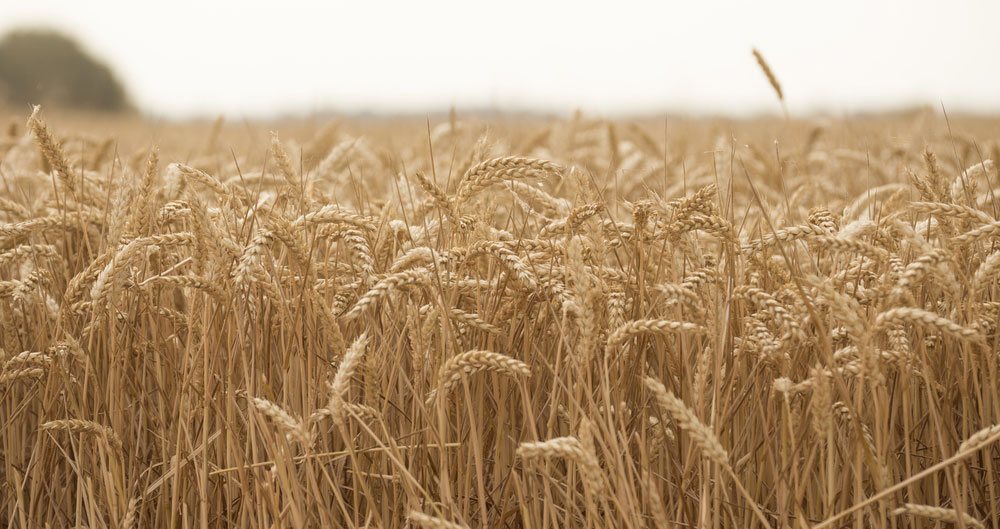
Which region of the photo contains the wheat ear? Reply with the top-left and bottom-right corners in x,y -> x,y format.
874,307 -> 984,344
40,419 -> 123,453
249,396 -> 312,446
645,376 -> 774,529
752,48 -> 786,118
891,504 -> 983,529
26,105 -> 75,194
607,319 -> 706,349
426,350 -> 530,405
326,333 -> 368,426
408,510 -> 470,529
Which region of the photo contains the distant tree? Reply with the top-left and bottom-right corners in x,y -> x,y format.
0,29 -> 130,112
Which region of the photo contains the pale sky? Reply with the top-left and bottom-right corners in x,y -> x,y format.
1,0 -> 998,118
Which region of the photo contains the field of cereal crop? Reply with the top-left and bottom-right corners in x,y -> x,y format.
2,104 -> 1000,528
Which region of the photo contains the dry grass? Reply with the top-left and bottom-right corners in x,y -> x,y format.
2,105 -> 1000,527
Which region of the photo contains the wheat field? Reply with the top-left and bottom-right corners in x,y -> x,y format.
1,105 -> 1000,528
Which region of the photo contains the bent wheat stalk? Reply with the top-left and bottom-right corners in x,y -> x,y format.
607,319 -> 706,349
874,307 -> 984,343
426,350 -> 530,405
325,333 -> 368,426
891,504 -> 984,529
645,376 -> 773,529
40,419 -> 123,453
408,511 -> 470,529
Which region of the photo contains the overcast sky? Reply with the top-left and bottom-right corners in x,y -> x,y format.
1,1 -> 998,118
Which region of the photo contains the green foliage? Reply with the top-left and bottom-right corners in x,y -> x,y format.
0,29 -> 130,112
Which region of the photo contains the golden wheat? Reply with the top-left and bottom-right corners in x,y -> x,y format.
3,107 -> 1000,529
